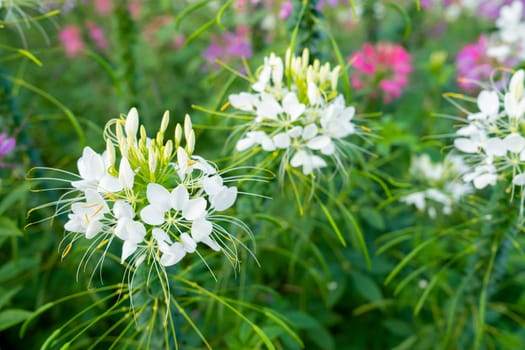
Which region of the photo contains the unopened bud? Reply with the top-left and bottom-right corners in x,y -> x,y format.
184,114 -> 192,139
164,140 -> 173,161
187,129 -> 195,154
125,107 -> 139,139
175,124 -> 182,148
106,139 -> 116,167
160,110 -> 170,133
148,147 -> 157,174
302,49 -> 309,69
331,66 -> 341,90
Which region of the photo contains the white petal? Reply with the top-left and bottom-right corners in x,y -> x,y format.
140,205 -> 166,226
504,133 -> 525,153
119,157 -> 135,190
201,175 -> 224,196
160,242 -> 186,266
321,142 -> 336,155
171,184 -> 189,211
113,201 -> 134,219
473,173 -> 497,189
229,92 -> 256,111
290,151 -> 306,167
146,183 -> 171,211
477,90 -> 499,117
180,233 -> 197,253
514,173 -> 525,185
302,124 -> 318,139
256,94 -> 282,120
288,126 -> 302,138
211,186 -> 238,211
191,219 -> 213,242
127,221 -> 146,243
307,135 -> 332,150
454,138 -> 479,153
152,227 -> 172,243
85,220 -> 103,239
273,133 -> 291,149
484,137 -> 507,157
282,93 -> 305,121
121,240 -> 137,263
182,197 -> 207,220
236,137 -> 256,151
98,175 -> 123,193
200,235 -> 221,251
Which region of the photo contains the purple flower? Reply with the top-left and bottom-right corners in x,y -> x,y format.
202,27 -> 252,70
0,133 -> 15,167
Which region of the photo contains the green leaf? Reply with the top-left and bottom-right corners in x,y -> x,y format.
351,272 -> 383,302
285,311 -> 320,329
308,325 -> 335,350
0,183 -> 28,216
0,309 -> 32,331
0,286 -> 22,309
0,216 -> 23,237
0,257 -> 40,284
359,206 -> 385,230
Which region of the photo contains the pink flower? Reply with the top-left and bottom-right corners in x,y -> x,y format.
455,35 -> 519,91
128,1 -> 142,19
279,1 -> 293,20
59,25 -> 85,57
349,42 -> 412,103
94,0 -> 112,16
86,21 -> 108,50
202,27 -> 252,69
0,133 -> 15,167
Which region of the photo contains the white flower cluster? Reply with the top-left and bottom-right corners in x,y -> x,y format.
453,69 -> 525,193
62,108 -> 246,268
400,154 -> 473,218
228,49 -> 358,175
486,1 -> 525,64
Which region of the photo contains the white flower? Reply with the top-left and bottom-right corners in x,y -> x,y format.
468,90 -> 500,121
236,131 -> 275,152
463,164 -> 498,189
158,233 -> 197,267
72,147 -> 122,193
113,201 -> 146,263
140,183 -> 207,225
321,96 -> 356,139
64,189 -> 109,239
290,150 -> 327,175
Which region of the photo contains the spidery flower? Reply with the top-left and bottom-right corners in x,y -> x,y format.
30,108 -> 255,289
349,42 -> 412,104
400,154 -> 473,218
450,69 -> 525,217
227,48 -> 365,177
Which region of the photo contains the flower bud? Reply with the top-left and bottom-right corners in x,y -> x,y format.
106,139 -> 116,168
148,147 -> 157,175
125,107 -> 139,139
163,140 -> 173,162
184,114 -> 192,140
175,124 -> 182,149
187,129 -> 195,155
160,110 -> 170,133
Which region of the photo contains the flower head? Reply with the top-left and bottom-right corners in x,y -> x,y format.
349,42 -> 412,104
32,108 -> 254,288
400,154 -> 473,218
450,69 -> 525,217
59,25 -> 85,57
0,132 -> 16,167
227,48 -> 363,177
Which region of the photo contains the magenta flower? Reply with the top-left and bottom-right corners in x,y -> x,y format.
349,42 -> 412,104
455,35 -> 518,91
59,25 -> 85,57
86,22 -> 108,50
94,0 -> 112,16
202,27 -> 252,69
279,1 -> 293,20
0,133 -> 15,167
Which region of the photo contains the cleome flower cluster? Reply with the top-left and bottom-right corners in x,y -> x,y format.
54,108 -> 249,270
452,69 -> 525,214
400,154 -> 473,218
227,48 -> 360,176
